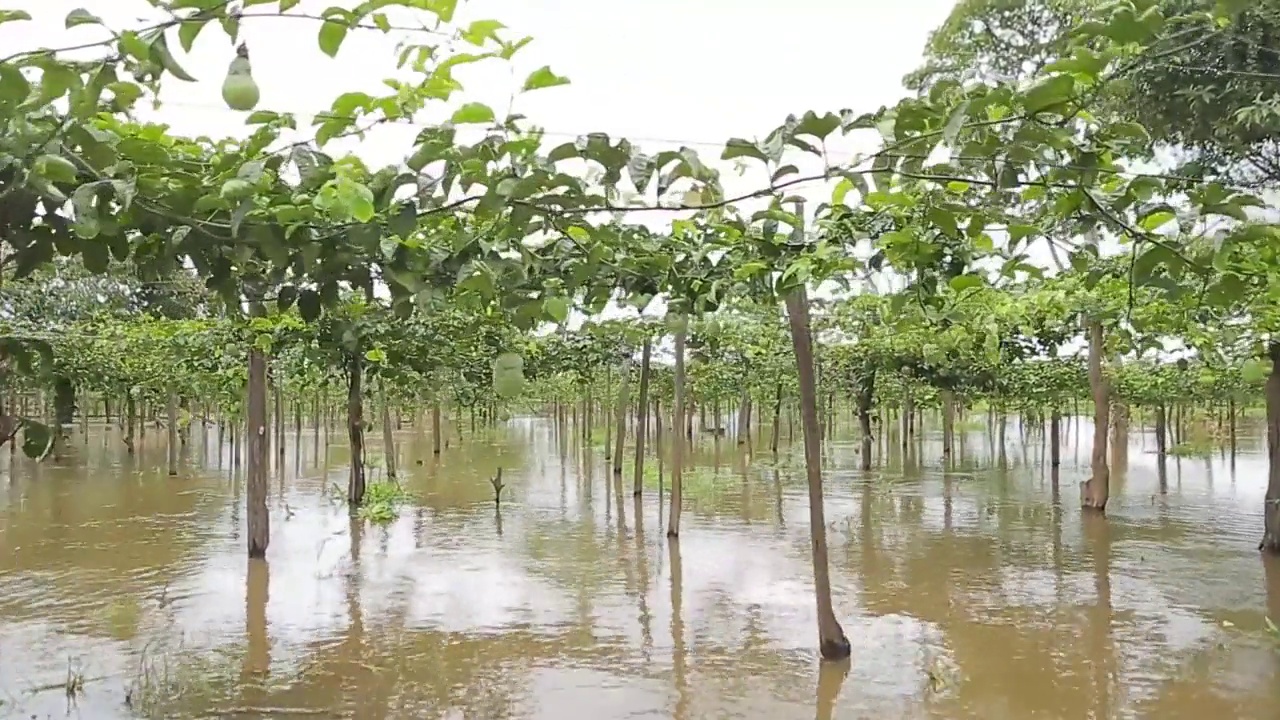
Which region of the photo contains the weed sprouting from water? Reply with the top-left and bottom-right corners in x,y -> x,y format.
1265,616 -> 1279,645
356,479 -> 408,523
123,642 -> 230,719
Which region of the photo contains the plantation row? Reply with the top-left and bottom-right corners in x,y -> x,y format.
3,0 -> 1279,659
3,259 -> 1265,460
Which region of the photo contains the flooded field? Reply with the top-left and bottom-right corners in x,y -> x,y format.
1,417 -> 1278,719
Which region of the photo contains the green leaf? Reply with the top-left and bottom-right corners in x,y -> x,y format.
65,8 -> 103,28
941,100 -> 971,146
276,285 -> 297,312
1242,358 -> 1269,384
390,202 -> 416,239
21,421 -> 52,461
365,347 -> 388,363
793,111 -> 841,141
1023,75 -> 1075,115
297,289 -> 322,321
178,18 -> 210,52
463,19 -> 505,45
522,65 -> 570,92
542,296 -> 569,324
33,154 -> 77,184
948,274 -> 983,292
450,102 -> 495,124
0,9 -> 31,24
721,138 -> 768,163
0,65 -> 30,104
151,33 -> 198,81
1138,209 -> 1176,232
318,20 -> 348,57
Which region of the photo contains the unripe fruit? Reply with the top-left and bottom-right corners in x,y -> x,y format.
221,43 -> 260,112
492,352 -> 525,399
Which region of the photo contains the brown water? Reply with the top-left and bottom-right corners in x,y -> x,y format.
1,417 -> 1278,719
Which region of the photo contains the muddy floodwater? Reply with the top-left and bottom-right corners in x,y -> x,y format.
1,417 -> 1278,719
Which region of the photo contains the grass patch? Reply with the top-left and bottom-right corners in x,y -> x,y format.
639,463 -> 738,501
1168,440 -> 1216,457
1266,616 -> 1279,645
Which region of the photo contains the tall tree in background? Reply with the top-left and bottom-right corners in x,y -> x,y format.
908,0 -> 1280,186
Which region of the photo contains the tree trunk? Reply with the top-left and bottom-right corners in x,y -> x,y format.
1155,404 -> 1168,456
941,390 -> 955,457
613,357 -> 632,476
1260,342 -> 1280,552
1082,319 -> 1110,512
736,387 -> 751,445
1050,408 -> 1061,467
246,344 -> 270,558
380,380 -> 397,479
770,383 -> 782,454
124,394 -> 137,454
667,320 -> 687,538
166,391 -> 179,476
431,401 -> 442,455
633,340 -> 651,496
274,381 -> 285,469
856,368 -> 876,471
784,284 -> 850,661
347,356 -> 366,505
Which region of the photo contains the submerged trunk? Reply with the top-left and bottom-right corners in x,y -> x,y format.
124,394 -> 137,454
769,383 -> 782,454
246,343 -> 270,558
633,340 -> 652,496
784,283 -> 850,661
1261,342 -> 1280,553
856,368 -> 876,471
431,401 -> 442,455
736,387 -> 751,445
1154,404 -> 1168,456
940,390 -> 956,458
1050,408 -> 1061,468
166,391 -> 179,476
380,381 -> 397,479
667,319 -> 687,538
1082,319 -> 1110,512
347,355 -> 366,505
613,357 -> 632,476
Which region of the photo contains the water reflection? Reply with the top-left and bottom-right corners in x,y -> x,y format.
0,419 -> 1276,718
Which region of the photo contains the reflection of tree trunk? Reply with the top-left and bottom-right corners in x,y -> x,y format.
667,321 -> 687,538
347,355 -> 366,505
243,558 -> 270,680
814,660 -> 849,720
634,495 -> 652,653
1083,514 -> 1113,720
669,539 -> 688,720
1082,319 -> 1110,512
1263,555 -> 1280,629
1260,341 -> 1280,552
613,358 -> 632,476
1050,408 -> 1061,470
633,340 -> 651,496
246,343 -> 270,558
784,285 -> 850,660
